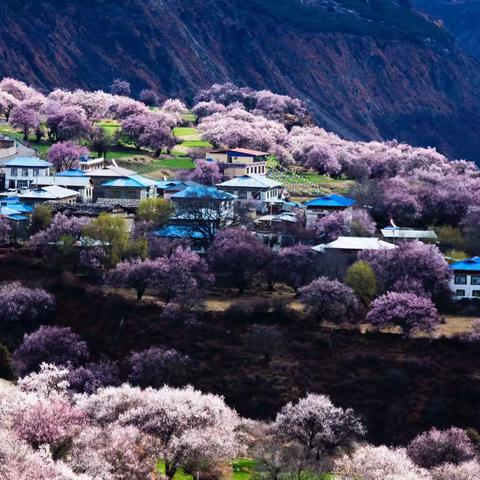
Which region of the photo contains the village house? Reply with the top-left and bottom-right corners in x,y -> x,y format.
216,174 -> 283,213
449,257 -> 480,300
312,236 -> 397,278
32,174 -> 94,203
4,157 -> 53,191
100,174 -> 157,201
156,180 -> 200,199
255,211 -> 300,248
88,164 -> 137,200
156,185 -> 237,252
381,226 -> 438,244
313,236 -> 397,255
170,185 -> 236,219
16,185 -> 79,206
206,148 -> 269,177
0,196 -> 32,221
304,194 -> 356,227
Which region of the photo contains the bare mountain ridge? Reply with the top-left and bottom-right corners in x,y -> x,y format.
1,0 -> 480,161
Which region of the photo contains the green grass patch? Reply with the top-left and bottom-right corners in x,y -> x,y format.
156,461 -> 193,480
174,127 -> 199,138
117,156 -> 195,174
180,140 -> 212,148
182,112 -> 197,123
232,458 -> 257,480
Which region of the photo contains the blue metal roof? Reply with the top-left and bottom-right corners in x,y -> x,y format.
156,180 -> 200,190
154,225 -> 206,239
171,185 -> 236,201
450,257 -> 480,272
304,194 -> 356,208
56,169 -> 87,177
6,157 -> 52,168
7,214 -> 28,221
102,174 -> 156,188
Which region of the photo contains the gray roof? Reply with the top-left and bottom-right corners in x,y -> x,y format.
6,157 -> 52,168
88,165 -> 136,178
33,176 -> 92,188
312,236 -> 398,252
217,174 -> 282,189
18,185 -> 79,200
381,228 -> 438,240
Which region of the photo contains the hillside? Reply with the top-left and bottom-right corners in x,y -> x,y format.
2,0 -> 480,160
414,0 -> 480,59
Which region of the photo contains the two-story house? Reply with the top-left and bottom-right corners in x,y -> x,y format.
4,157 -> 53,191
216,174 -> 283,213
450,257 -> 480,300
206,148 -> 269,177
304,194 -> 356,227
100,174 -> 157,201
32,174 -> 94,203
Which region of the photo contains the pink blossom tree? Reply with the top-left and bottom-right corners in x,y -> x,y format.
79,384 -> 242,480
192,100 -> 226,119
152,248 -> 214,305
334,445 -> 431,480
10,103 -> 40,140
162,98 -> 188,114
14,326 -> 89,375
273,393 -> 365,462
407,427 -> 476,469
121,112 -> 178,156
68,423 -> 156,480
300,277 -> 358,322
107,258 -> 157,301
360,241 -> 452,303
46,105 -> 91,141
128,346 -> 190,388
431,460 -> 480,480
187,159 -> 222,185
47,141 -> 89,172
13,397 -> 87,456
0,281 -> 55,324
207,229 -> 271,293
198,107 -> 288,152
110,79 -> 131,97
310,209 -> 376,242
274,244 -> 318,292
0,90 -> 19,120
367,292 -> 440,337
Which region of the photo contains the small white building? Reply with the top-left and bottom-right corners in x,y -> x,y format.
449,257 -> 480,300
4,157 -> 53,191
33,175 -> 94,203
206,148 -> 268,177
216,174 -> 283,213
17,185 -> 79,206
312,236 -> 398,254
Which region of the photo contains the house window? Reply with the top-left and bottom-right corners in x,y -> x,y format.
454,275 -> 467,285
456,290 -> 465,297
238,191 -> 247,199
10,168 -> 17,177
472,276 -> 480,285
17,180 -> 28,189
33,168 -> 40,176
473,291 -> 480,298
22,168 -> 28,177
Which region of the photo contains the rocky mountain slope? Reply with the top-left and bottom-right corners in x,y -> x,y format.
413,0 -> 480,59
1,0 -> 480,161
